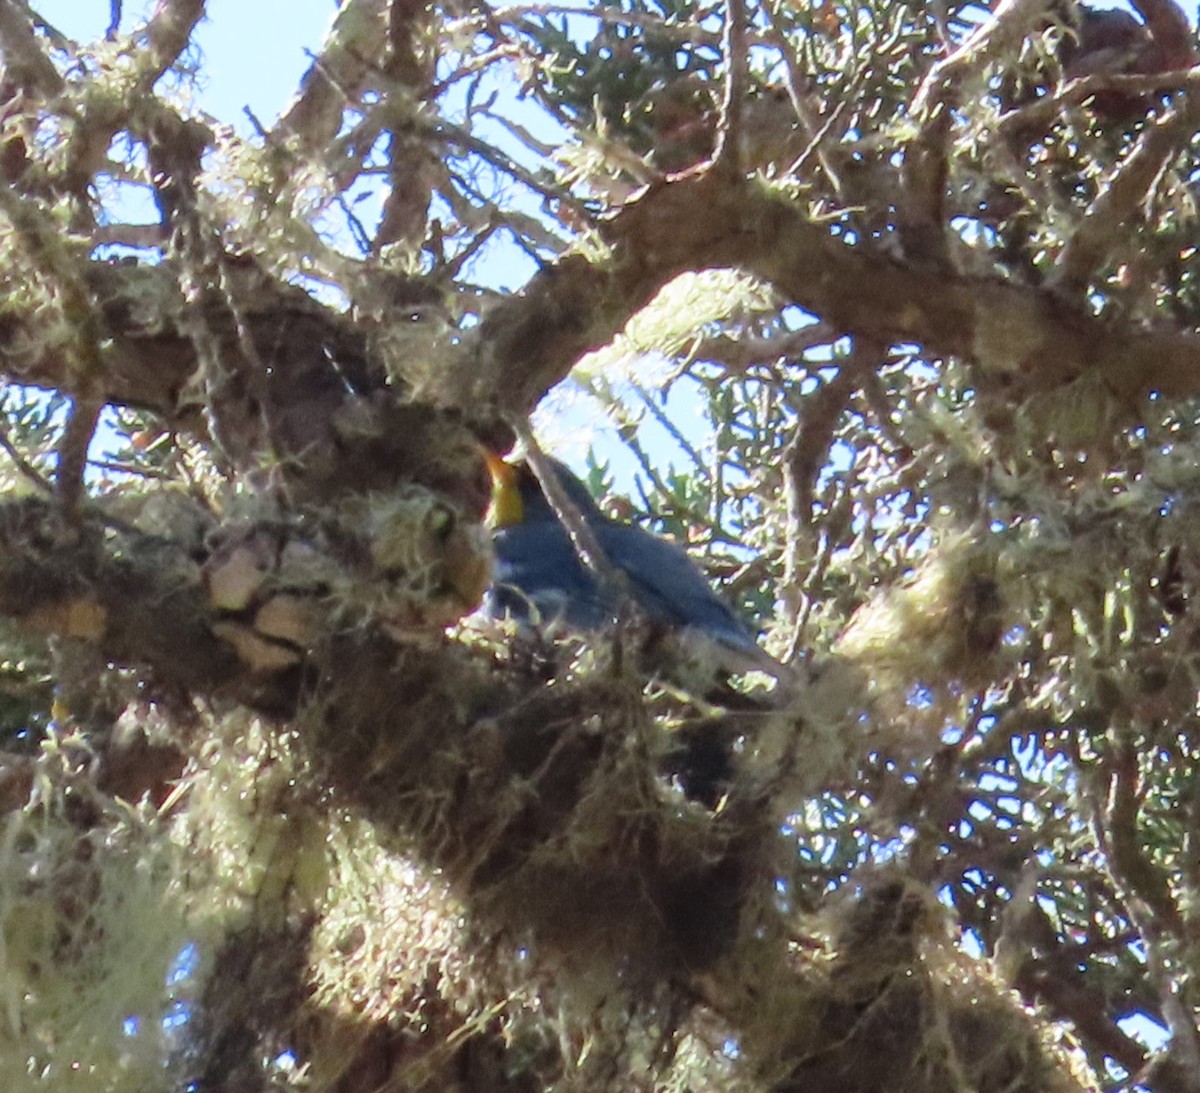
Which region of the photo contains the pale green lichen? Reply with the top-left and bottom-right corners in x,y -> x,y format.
0,746 -> 194,1091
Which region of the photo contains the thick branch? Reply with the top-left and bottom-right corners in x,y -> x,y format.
0,496 -> 776,981
0,500 -> 245,700
276,0 -> 390,150
138,0 -> 206,86
0,2 -> 65,99
459,172 -> 1200,415
7,176 -> 1200,436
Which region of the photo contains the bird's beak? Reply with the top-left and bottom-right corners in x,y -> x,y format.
481,447 -> 523,529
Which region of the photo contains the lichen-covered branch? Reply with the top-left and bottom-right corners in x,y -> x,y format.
458,170 -> 1200,415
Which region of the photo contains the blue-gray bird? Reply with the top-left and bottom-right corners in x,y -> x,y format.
483,452 -> 782,682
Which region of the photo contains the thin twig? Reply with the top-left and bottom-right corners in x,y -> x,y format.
784,88 -> 855,190
430,117 -> 591,220
513,422 -> 617,583
428,45 -> 522,99
781,338 -> 881,656
631,383 -> 706,471
443,220 -> 499,278
87,456 -> 172,480
711,0 -> 749,175
760,0 -> 847,197
0,419 -> 53,494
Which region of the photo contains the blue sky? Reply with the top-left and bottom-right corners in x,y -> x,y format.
39,0 -> 553,295
37,0 -> 336,127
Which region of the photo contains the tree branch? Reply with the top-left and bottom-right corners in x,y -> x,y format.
1050,88 -> 1200,293
0,493 -> 779,980
1097,729 -> 1200,1085
275,0 -> 390,151
781,340 -> 882,654
0,1 -> 65,99
455,172 -> 1200,416
915,0 -> 1055,101
4,172 -> 1200,440
373,0 -> 438,251
711,0 -> 749,176
996,67 -> 1200,143
138,0 -> 206,85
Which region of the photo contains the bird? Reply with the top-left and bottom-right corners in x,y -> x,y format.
481,450 -> 785,685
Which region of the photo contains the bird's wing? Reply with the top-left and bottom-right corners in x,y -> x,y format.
594,522 -> 759,652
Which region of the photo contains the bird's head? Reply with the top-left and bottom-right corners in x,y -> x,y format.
481,449 -> 601,529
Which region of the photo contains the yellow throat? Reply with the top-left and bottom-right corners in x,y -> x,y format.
482,449 -> 524,529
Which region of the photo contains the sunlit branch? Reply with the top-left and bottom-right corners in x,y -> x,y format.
429,45 -> 521,98
915,0 -> 1057,107
690,325 -> 839,376
138,0 -> 206,85
276,0 -> 389,151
